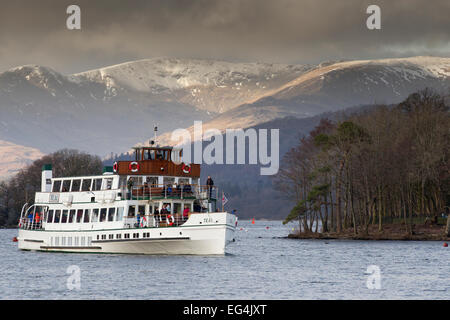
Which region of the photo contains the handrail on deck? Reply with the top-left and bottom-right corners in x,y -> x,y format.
123,213 -> 194,228
126,184 -> 218,201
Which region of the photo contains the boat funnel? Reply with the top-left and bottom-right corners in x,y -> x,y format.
41,164 -> 52,192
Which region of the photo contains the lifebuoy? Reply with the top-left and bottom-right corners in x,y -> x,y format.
182,163 -> 191,174
140,216 -> 147,228
129,162 -> 140,173
167,214 -> 174,226
113,162 -> 118,173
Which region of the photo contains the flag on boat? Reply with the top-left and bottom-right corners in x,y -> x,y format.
222,193 -> 228,206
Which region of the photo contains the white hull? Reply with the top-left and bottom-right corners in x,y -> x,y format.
18,213 -> 237,255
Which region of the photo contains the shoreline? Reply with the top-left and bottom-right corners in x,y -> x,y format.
286,223 -> 450,241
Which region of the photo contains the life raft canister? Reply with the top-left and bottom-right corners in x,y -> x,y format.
113,162 -> 118,173
129,162 -> 140,173
182,163 -> 191,174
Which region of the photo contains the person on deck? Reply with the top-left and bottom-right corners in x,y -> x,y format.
35,212 -> 41,228
206,176 -> 214,199
183,206 -> 190,220
27,212 -> 33,229
136,214 -> 141,228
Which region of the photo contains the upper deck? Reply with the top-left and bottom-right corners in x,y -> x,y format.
114,146 -> 200,178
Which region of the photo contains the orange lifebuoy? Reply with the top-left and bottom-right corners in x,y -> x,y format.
113,162 -> 118,172
182,163 -> 191,174
129,162 -> 140,173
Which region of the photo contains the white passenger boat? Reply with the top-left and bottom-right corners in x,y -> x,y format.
16,144 -> 237,255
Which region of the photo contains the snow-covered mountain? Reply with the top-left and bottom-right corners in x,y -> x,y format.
0,140 -> 44,179
75,58 -> 311,113
0,56 -> 449,179
155,56 -> 450,146
0,59 -> 312,160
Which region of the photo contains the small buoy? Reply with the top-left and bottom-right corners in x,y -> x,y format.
252,218 -> 255,224
444,242 -> 448,247
12,237 -> 18,242
266,226 -> 269,230
240,228 -> 243,231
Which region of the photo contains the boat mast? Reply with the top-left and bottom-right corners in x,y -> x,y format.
150,124 -> 158,147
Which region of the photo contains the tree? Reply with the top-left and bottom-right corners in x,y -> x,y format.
0,149 -> 103,227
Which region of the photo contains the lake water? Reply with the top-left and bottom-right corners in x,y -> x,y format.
1,220 -> 449,300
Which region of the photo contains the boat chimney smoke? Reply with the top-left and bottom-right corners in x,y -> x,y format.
41,164 -> 52,192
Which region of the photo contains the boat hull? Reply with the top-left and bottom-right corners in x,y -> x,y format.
18,213 -> 237,255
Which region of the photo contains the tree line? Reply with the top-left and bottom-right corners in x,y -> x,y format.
275,89 -> 450,236
0,149 -> 102,227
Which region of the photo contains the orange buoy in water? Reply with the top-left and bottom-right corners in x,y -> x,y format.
252,218 -> 255,224
12,237 -> 18,242
444,242 -> 448,247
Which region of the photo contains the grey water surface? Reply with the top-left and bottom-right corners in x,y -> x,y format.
1,220 -> 449,299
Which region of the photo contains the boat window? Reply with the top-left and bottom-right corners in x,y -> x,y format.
138,205 -> 145,216
100,208 -> 107,222
147,177 -> 158,187
119,176 -> 127,189
163,177 -> 175,186
54,210 -> 61,223
108,208 -> 116,222
128,205 -> 136,217
76,209 -> 83,223
91,209 -> 99,222
52,180 -> 62,192
83,209 -> 91,223
62,180 -> 71,192
117,207 -> 124,221
178,178 -> 190,185
81,179 -> 92,191
69,210 -> 76,223
47,210 -> 54,223
145,149 -> 156,160
81,237 -> 85,246
71,180 -> 81,192
104,178 -> 113,190
93,179 -> 102,191
128,176 -> 142,187
61,210 -> 68,223
173,202 -> 182,214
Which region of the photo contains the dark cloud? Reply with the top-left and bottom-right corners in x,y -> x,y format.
0,0 -> 449,73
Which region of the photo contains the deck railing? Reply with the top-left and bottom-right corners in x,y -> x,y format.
126,184 -> 218,201
18,204 -> 45,230
123,213 -> 194,229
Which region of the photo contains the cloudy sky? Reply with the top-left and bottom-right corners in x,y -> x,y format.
0,0 -> 449,74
